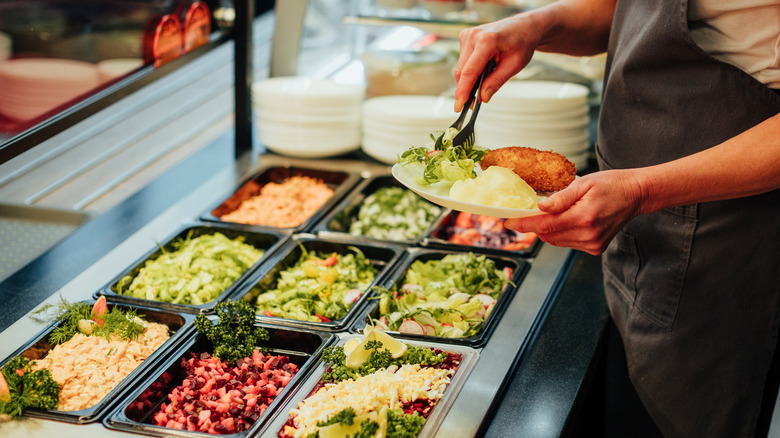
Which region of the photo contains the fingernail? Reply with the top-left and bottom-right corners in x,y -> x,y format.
483,88 -> 494,102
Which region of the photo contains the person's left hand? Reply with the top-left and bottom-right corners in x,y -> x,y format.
504,169 -> 645,255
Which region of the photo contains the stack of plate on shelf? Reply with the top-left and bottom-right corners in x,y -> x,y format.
361,95 -> 459,164
476,80 -> 592,170
0,32 -> 10,61
0,58 -> 100,122
252,76 -> 365,158
96,58 -> 143,82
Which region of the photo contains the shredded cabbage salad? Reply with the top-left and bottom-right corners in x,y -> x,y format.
373,253 -> 512,338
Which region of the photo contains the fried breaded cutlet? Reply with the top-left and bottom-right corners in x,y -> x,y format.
480,146 -> 576,193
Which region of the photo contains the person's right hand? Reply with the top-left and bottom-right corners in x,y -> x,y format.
453,14 -> 545,112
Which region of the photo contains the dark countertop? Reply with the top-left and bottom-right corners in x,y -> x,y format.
0,129 -> 610,437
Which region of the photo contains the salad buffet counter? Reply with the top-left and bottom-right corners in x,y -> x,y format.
0,131 -> 609,438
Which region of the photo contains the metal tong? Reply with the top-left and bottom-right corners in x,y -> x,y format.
450,58 -> 497,149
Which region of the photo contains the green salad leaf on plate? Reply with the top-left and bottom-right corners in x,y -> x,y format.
397,127 -> 488,187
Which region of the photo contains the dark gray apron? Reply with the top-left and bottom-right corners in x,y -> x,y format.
597,0 -> 780,436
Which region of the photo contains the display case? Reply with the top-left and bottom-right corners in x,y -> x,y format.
0,2 -> 610,438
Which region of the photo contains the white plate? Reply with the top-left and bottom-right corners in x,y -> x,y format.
362,95 -> 458,126
488,80 -> 590,111
252,76 -> 365,106
391,163 -> 546,219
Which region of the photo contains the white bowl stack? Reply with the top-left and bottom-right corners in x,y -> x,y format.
476,80 -> 592,170
0,58 -> 100,122
252,76 -> 365,158
0,32 -> 10,61
361,95 -> 459,164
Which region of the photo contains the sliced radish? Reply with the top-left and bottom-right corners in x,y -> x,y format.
422,325 -> 436,336
343,289 -> 362,304
398,319 -> 425,335
473,294 -> 496,307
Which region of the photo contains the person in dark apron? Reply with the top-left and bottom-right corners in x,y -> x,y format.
453,0 -> 780,436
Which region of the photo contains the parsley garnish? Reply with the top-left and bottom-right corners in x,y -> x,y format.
0,356 -> 60,418
195,299 -> 269,364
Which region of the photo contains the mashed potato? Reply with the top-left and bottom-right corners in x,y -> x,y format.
450,166 -> 537,209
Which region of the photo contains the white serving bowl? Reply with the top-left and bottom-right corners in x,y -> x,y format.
362,95 -> 458,128
487,80 -> 590,112
362,130 -> 431,151
568,150 -> 592,170
0,58 -> 99,88
477,108 -> 590,127
481,103 -> 589,118
258,130 -> 361,158
361,136 -> 408,165
361,118 -> 445,139
257,121 -> 360,140
96,58 -> 143,82
252,76 -> 365,107
255,110 -> 361,127
477,130 -> 590,151
0,58 -> 100,121
0,32 -> 11,61
476,121 -> 588,140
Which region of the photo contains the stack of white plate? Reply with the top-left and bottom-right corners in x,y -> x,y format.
361,95 -> 459,164
96,58 -> 143,82
252,76 -> 365,158
0,32 -> 10,61
0,58 -> 100,122
476,80 -> 592,170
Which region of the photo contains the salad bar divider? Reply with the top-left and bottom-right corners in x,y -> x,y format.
0,154 -> 574,438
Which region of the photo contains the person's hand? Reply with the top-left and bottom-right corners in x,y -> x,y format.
504,169 -> 646,255
453,14 -> 544,112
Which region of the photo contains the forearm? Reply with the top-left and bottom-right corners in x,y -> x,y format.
636,113 -> 780,215
526,0 -> 617,56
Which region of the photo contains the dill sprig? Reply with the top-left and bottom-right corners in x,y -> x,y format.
34,296 -> 147,345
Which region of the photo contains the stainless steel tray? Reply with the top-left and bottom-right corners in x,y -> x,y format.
200,164 -> 362,235
313,173 -> 447,246
98,222 -> 289,314
232,234 -> 405,332
260,333 -> 479,438
0,299 -> 195,423
352,247 -> 530,348
103,323 -> 335,438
